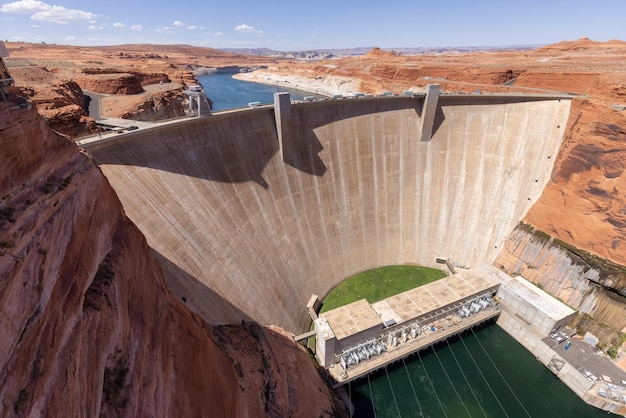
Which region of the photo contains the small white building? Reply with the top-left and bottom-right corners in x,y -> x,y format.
496,275 -> 577,334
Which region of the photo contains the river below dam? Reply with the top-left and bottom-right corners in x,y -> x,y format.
197,72 -> 325,111
349,323 -> 613,417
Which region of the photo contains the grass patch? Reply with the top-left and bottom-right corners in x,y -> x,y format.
319,265 -> 446,313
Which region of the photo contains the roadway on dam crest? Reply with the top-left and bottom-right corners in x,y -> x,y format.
81,93 -> 572,333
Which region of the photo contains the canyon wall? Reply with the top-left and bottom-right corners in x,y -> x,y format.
0,103 -> 344,417
84,94 -> 571,333
526,99 -> 626,265
495,225 -> 626,346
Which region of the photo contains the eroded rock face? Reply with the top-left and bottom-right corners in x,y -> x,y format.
10,77 -> 95,138
116,89 -> 189,121
526,98 -> 626,265
77,69 -> 172,95
0,103 -> 345,417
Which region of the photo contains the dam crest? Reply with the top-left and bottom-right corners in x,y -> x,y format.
83,90 -> 572,333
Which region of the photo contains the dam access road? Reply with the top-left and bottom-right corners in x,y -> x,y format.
81,90 -> 573,334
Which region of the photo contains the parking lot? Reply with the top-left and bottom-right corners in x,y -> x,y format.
544,331 -> 626,386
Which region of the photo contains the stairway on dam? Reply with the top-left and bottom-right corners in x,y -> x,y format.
82,92 -> 572,333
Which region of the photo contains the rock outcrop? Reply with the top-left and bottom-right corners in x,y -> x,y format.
77,69 -> 171,95
10,75 -> 96,138
0,102 -> 345,417
108,89 -> 189,121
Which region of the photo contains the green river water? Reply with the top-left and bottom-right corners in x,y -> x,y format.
349,323 -> 615,418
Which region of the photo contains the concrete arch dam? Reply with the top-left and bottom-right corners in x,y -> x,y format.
84,94 -> 571,333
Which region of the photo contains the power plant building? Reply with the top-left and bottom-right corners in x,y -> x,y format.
316,265 -> 507,385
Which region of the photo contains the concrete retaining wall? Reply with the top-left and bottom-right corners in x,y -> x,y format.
498,308 -> 626,415
85,95 -> 571,332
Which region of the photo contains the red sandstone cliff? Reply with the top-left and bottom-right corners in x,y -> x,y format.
0,102 -> 345,417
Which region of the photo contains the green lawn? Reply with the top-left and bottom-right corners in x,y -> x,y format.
319,265 -> 446,313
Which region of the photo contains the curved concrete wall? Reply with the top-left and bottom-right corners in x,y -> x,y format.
85,95 -> 571,332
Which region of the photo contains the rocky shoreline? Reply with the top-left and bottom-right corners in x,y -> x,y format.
233,70 -> 364,97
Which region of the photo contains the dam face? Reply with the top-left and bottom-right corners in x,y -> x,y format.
85,94 -> 571,332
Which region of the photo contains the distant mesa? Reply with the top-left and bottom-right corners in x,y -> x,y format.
539,37 -> 626,52
364,47 -> 399,58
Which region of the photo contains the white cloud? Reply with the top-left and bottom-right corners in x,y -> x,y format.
31,23 -> 39,27
0,0 -> 47,13
173,20 -> 184,27
186,25 -> 196,29
234,24 -> 256,33
214,31 -> 223,36
234,24 -> 263,36
113,22 -> 125,28
88,24 -> 103,30
0,0 -> 97,24
32,6 -> 96,24
64,35 -> 76,41
130,24 -> 142,31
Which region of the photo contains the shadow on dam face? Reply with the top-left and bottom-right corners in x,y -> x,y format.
85,95 -> 572,333
90,111 -> 283,189
151,249 -> 253,323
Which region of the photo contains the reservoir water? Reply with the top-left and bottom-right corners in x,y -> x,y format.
197,72 -> 325,111
350,323 -> 613,417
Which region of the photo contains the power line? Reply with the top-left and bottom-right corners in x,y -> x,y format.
446,338 -> 488,418
367,372 -> 377,418
460,336 -> 510,418
430,344 -> 472,417
385,367 -> 402,418
417,350 -> 449,418
402,357 -> 424,417
470,328 -> 531,417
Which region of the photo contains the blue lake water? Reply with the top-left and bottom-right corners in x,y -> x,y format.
197,72 -> 326,111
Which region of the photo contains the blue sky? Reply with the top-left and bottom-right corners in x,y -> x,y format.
1,0 -> 625,50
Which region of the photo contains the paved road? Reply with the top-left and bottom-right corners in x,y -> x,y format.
83,89 -> 163,131
83,90 -> 105,120
546,334 -> 626,385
